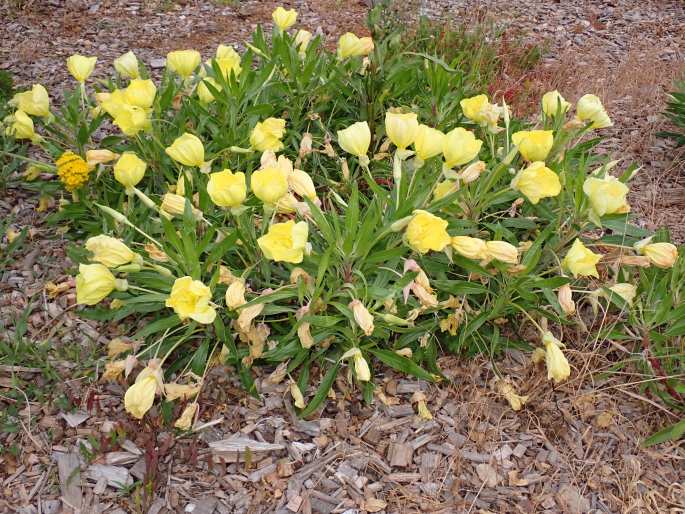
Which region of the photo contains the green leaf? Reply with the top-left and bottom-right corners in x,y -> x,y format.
369,348 -> 437,382
642,418 -> 685,447
300,361 -> 340,417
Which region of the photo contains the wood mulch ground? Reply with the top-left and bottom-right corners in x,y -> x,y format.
1,1 -> 684,513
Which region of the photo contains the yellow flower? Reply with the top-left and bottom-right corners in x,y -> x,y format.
511,161 -> 561,204
196,77 -> 221,104
288,168 -> 317,200
124,79 -> 156,109
557,284 -> 576,315
124,376 -> 157,419
606,283 -> 637,305
165,276 -> 217,324
562,239 -> 601,278
337,121 -> 371,163
354,352 -> 370,381
225,281 -> 246,310
348,300 -> 374,336
485,241 -> 519,264
385,111 -> 419,150
576,94 -> 613,129
272,6 -> 297,31
294,29 -> 312,55
405,210 -> 450,254
451,236 -> 487,260
583,176 -> 630,217
511,130 -> 554,162
56,151 -> 90,191
66,54 -> 97,82
214,44 -> 242,79
637,241 -> 678,269
167,50 -> 201,78
414,124 -> 445,162
174,403 -> 198,430
113,103 -> 150,136
433,180 -> 458,202
85,235 -> 140,268
494,380 -> 529,411
460,94 -> 500,127
113,50 -> 139,79
86,149 -> 118,168
11,84 -> 50,117
250,118 -> 286,152
113,152 -> 146,191
76,263 -> 126,305
251,165 -> 289,204
257,220 -> 309,263
337,32 -> 374,59
207,169 -> 247,208
4,110 -> 40,143
442,127 -> 482,168
541,90 -> 570,117
542,331 -> 570,384
165,133 -> 204,167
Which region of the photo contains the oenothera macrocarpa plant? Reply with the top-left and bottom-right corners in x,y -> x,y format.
2,6 -> 681,428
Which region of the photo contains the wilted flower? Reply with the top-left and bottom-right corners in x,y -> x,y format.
66,54 -> 97,82
494,380 -> 529,411
433,180 -> 458,202
337,121 -> 371,165
542,331 -> 570,384
337,32 -> 374,59
225,281 -> 247,310
272,6 -> 297,31
196,77 -> 221,104
635,238 -> 678,269
237,302 -> 264,333
583,175 -> 630,217
166,49 -> 201,78
76,263 -> 127,305
576,94 -> 612,129
442,127 -> 482,168
164,383 -> 201,401
288,168 -> 317,200
11,84 -> 50,118
85,235 -> 140,268
160,193 -> 199,218
511,130 -> 554,162
511,161 -> 561,204
563,239 -> 601,278
207,169 -> 247,208
541,90 -> 570,117
405,210 -> 450,254
113,152 -> 146,191
294,29 -> 312,56
165,133 -> 205,168
108,338 -> 134,358
124,375 -> 157,419
250,117 -> 286,152
4,110 -> 41,143
603,283 -> 637,305
414,124 -> 445,162
485,240 -> 519,264
86,149 -> 118,169
113,50 -> 139,79
174,402 -> 198,430
459,161 -> 486,183
290,381 -> 305,408
165,276 -> 216,324
385,111 -> 419,150
258,220 -> 309,263
102,360 -> 126,381
349,299 -> 374,336
557,284 -> 576,315
451,236 -> 488,260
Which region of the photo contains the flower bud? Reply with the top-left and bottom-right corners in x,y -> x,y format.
113,50 -> 139,79
557,284 -> 575,315
442,127 -> 482,168
85,234 -> 141,268
576,94 -> 612,129
75,263 -> 122,305
642,242 -> 678,269
485,241 -> 519,264
459,160 -> 486,184
337,121 -> 371,164
272,6 -> 297,31
451,236 -> 487,260
511,162 -> 561,204
288,168 -> 317,200
165,133 -> 205,168
541,90 -> 570,117
67,54 -> 97,82
349,299 -> 374,336
512,130 -> 553,162
385,111 -> 419,150
542,331 -> 570,384
413,124 -> 445,162
114,152 -> 146,191
562,239 -> 601,278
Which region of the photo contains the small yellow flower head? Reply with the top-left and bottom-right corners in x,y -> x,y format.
511,130 -> 554,162
124,79 -> 156,109
414,124 -> 445,162
485,241 -> 519,264
294,29 -> 312,55
196,77 -> 222,104
272,6 -> 297,31
451,236 -> 488,260
67,54 -> 97,83
207,169 -> 247,208
405,210 -> 450,254
433,180 -> 458,202
337,32 -> 374,59
214,44 -> 242,79
251,165 -> 289,205
56,151 -> 91,191
542,331 -> 570,384
337,121 -> 371,163
583,175 -> 630,217
86,149 -> 118,169
576,94 -> 613,129
225,280 -> 247,310
165,133 -> 205,168
124,375 -> 157,419
113,50 -> 140,79
174,402 -> 198,430
165,276 -> 217,324
250,117 -> 287,152
257,220 -> 309,263
85,235 -> 140,268
166,49 -> 201,78
442,127 -> 482,168
349,300 -> 374,336
385,111 -> 419,150
11,84 -> 50,118
541,90 -> 570,117
75,263 -> 124,305
288,168 -> 317,200
563,238 -> 602,278
460,94 -> 500,127
4,110 -> 40,143
557,284 -> 576,315
511,161 -> 561,204
607,283 -> 637,305
113,152 -> 146,190
637,241 -> 678,269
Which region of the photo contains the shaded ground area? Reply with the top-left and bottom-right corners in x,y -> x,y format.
1,1 -> 684,513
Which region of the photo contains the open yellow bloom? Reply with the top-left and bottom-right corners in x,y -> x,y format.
583,175 -> 630,217
11,84 -> 50,118
337,32 -> 374,59
56,151 -> 90,190
113,152 -> 146,191
272,6 -> 297,31
385,111 -> 419,150
250,117 -> 286,152
165,133 -> 204,167
207,169 -> 246,208
196,77 -> 221,104
100,91 -> 151,136
257,220 -> 309,263
67,54 -> 97,82
294,29 -> 312,55
167,49 -> 201,78
406,210 -> 450,254
85,235 -> 140,268
4,110 -> 40,143
541,90 -> 570,117
165,276 -> 217,324
511,130 -> 554,162
576,94 -> 613,129
213,44 -> 242,79
638,241 -> 678,268
451,236 -> 487,260
460,94 -> 500,127
337,121 -> 371,163
251,165 -> 289,204
349,300 -> 374,336
124,79 -> 156,109
113,50 -> 139,79
485,241 -> 519,264
76,263 -> 126,305
414,124 -> 445,162
442,127 -> 482,168
542,331 -> 570,384
124,376 -> 157,419
563,239 -> 601,278
511,161 -> 561,204
606,283 -> 637,305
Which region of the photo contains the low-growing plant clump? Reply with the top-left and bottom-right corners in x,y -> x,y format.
2,5 -> 682,431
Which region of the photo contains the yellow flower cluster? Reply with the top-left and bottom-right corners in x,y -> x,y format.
56,151 -> 91,191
